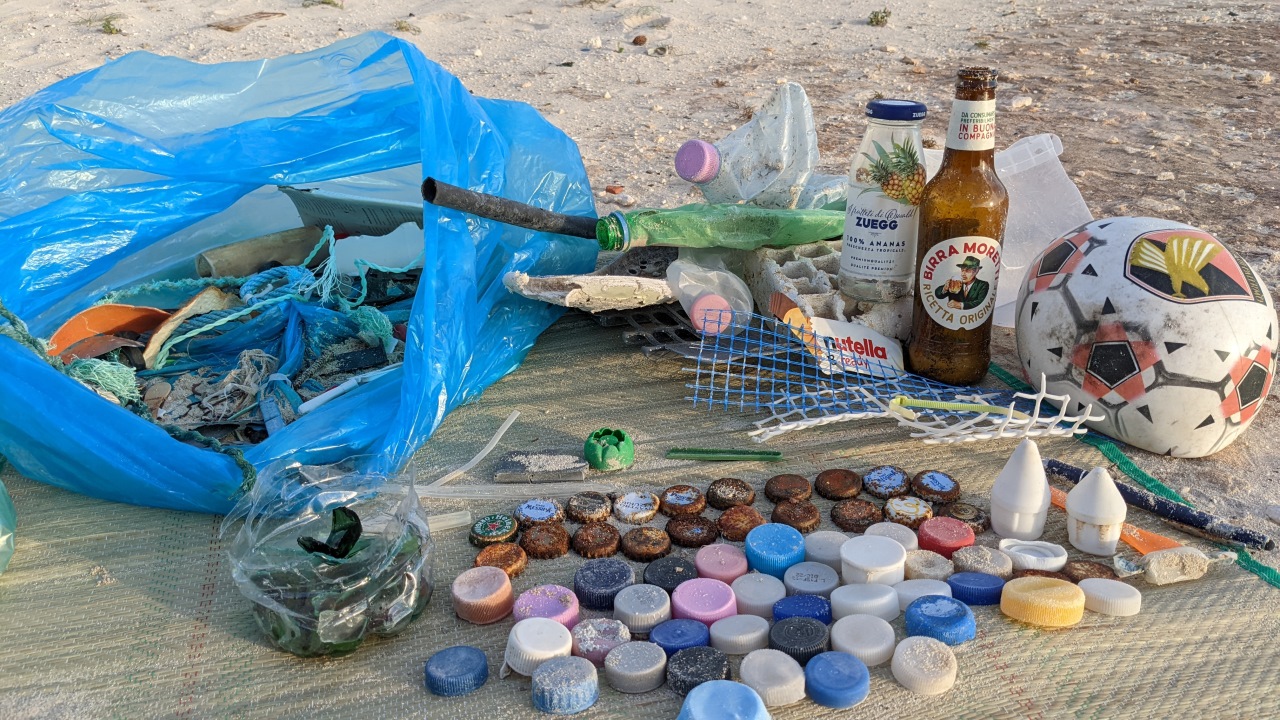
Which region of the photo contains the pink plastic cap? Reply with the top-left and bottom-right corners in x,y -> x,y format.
690,293 -> 735,334
695,544 -> 750,584
671,578 -> 738,626
675,139 -> 721,183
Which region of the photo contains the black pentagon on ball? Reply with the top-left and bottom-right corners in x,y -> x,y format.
1237,362 -> 1270,408
1087,341 -> 1140,388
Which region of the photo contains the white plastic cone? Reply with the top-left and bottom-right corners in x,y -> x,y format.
989,438 -> 1051,540
1065,467 -> 1127,556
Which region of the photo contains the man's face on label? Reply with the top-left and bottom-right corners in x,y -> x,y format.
961,267 -> 977,283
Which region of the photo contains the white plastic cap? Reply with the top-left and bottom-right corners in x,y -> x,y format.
990,438 -> 1051,540
709,614 -> 771,655
891,636 -> 957,695
830,584 -> 900,622
1078,578 -> 1142,617
738,649 -> 806,707
731,573 -> 788,618
805,530 -> 850,571
830,614 -> 897,667
863,522 -> 919,552
892,579 -> 952,612
840,535 -> 908,585
504,617 -> 573,677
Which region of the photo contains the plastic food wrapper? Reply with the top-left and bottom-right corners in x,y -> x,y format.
221,456 -> 433,657
0,474 -> 14,576
0,33 -> 596,513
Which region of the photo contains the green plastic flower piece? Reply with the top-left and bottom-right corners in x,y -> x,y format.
585,428 -> 635,471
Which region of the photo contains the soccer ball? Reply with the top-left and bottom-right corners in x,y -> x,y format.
1015,217 -> 1277,457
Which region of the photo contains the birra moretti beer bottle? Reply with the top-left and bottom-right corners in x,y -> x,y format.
906,67 -> 1009,385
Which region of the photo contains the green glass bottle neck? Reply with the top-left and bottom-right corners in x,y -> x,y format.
596,212 -> 631,251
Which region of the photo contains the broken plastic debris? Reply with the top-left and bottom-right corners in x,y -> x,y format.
585,428 -> 635,471
494,451 -> 589,484
47,304 -> 171,357
665,448 -> 783,462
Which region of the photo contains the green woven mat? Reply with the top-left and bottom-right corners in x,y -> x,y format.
1,316 -> 1276,719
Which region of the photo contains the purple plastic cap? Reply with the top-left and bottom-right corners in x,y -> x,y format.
675,140 -> 721,183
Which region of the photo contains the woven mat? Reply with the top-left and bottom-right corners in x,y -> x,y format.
1,315 -> 1276,720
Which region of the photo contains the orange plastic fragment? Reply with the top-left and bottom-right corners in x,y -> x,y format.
47,304 -> 170,356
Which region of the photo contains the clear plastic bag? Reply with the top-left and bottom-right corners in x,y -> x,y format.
221,456 -> 433,657
0,33 -> 596,513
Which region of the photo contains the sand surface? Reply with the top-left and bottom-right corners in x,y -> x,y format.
1,0 -> 1277,560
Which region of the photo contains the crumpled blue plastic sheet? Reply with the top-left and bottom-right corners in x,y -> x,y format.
0,473 -> 14,575
0,33 -> 597,513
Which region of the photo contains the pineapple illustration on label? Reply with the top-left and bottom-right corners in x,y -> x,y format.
860,139 -> 926,206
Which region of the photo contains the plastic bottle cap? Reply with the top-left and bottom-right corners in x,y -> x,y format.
839,535 -> 908,585
866,98 -> 929,121
917,517 -> 976,559
675,139 -> 721,184
951,545 -> 1014,580
667,645 -> 730,696
615,491 -> 660,524
891,636 -> 957,695
1078,578 -> 1142,617
738,649 -> 806,707
829,614 -> 897,667
904,549 -> 955,581
1000,576 -> 1086,628
998,538 -> 1069,571
671,578 -> 738,626
804,530 -> 850,571
645,555 -> 699,594
604,641 -> 668,694
574,558 -> 635,611
424,645 -> 489,697
783,560 -> 840,598
947,572 -> 1006,606
893,579 -> 953,612
772,593 -> 833,624
531,656 -> 599,715
709,614 -> 771,655
451,566 -> 515,625
612,584 -> 672,637
572,618 -> 632,666
830,583 -> 900,622
504,617 -> 574,677
689,293 -> 736,334
805,651 -> 871,709
514,584 -> 582,629
694,543 -> 750,584
731,572 -> 788,618
904,595 -> 976,646
768,616 -> 830,666
676,680 -> 771,720
744,523 -> 807,578
863,522 -> 919,551
989,438 -> 1051,540
649,618 -> 711,656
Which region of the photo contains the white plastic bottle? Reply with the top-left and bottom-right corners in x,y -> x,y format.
1065,467 -> 1127,556
675,82 -> 846,210
989,438 -> 1051,540
666,250 -> 754,336
838,99 -> 928,303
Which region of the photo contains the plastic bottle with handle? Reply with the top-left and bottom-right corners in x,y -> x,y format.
675,82 -> 846,210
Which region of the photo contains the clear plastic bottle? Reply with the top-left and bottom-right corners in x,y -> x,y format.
838,99 -> 928,302
675,82 -> 846,210
666,249 -> 754,336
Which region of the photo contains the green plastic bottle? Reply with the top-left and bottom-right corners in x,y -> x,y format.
596,204 -> 846,252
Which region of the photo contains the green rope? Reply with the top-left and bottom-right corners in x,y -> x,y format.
97,275 -> 248,306
162,426 -> 257,496
66,358 -> 143,405
989,362 -> 1280,589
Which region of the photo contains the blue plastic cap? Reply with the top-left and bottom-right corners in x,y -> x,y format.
676,680 -> 771,720
904,595 -> 977,646
424,645 -> 489,697
947,572 -> 1006,606
772,594 -> 832,625
745,523 -> 806,579
805,651 -> 870,709
649,619 -> 711,657
865,99 -> 928,121
531,656 -> 599,715
574,558 -> 636,610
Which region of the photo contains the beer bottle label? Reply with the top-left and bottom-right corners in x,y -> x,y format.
945,99 -> 996,151
917,236 -> 1001,330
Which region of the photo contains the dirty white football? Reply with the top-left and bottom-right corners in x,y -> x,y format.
1015,217 -> 1277,457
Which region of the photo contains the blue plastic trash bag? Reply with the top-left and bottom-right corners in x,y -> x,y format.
0,472 -> 14,575
0,33 -> 597,513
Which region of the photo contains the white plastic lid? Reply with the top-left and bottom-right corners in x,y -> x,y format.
738,649 -> 807,707
613,584 -> 673,637
830,584 -> 900,622
864,522 -> 919,551
998,539 -> 1069,571
709,614 -> 771,655
604,641 -> 668,694
1066,467 -> 1128,526
893,579 -> 953,612
830,614 -> 897,667
504,617 -> 573,677
783,561 -> 840,598
904,550 -> 954,581
891,636 -> 957,695
990,438 -> 1051,514
805,530 -> 850,571
840,535 -> 909,571
1078,578 -> 1142,617
731,573 -> 788,618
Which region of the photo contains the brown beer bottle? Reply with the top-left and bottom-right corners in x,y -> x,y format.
906,67 -> 1009,385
